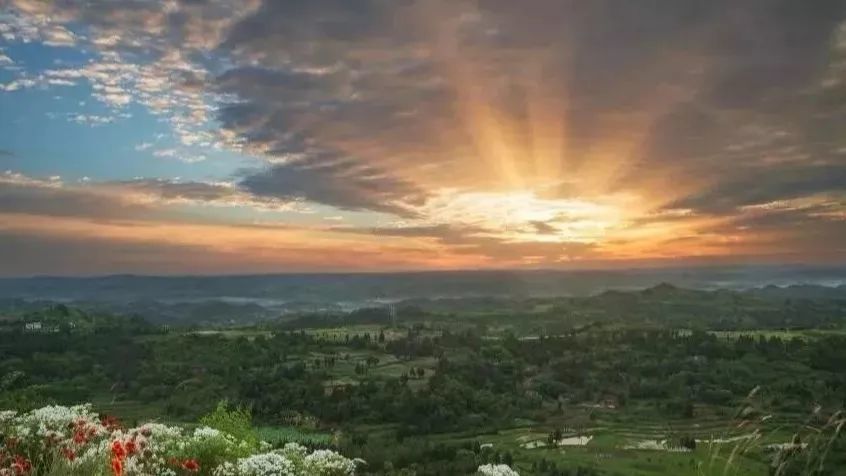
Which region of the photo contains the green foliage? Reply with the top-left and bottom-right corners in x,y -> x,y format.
199,400 -> 259,450
3,292 -> 846,475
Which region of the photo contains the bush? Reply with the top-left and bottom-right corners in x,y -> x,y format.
199,400 -> 258,450
0,404 -> 362,476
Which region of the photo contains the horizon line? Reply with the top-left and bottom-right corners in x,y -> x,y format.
2,262 -> 845,281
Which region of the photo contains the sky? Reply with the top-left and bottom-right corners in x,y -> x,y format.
0,0 -> 844,276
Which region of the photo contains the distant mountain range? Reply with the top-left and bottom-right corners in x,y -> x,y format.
1,265 -> 844,304
1,267 -> 845,326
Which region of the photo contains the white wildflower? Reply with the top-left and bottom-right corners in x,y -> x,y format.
477,463 -> 520,476
303,449 -> 356,474
213,452 -> 296,476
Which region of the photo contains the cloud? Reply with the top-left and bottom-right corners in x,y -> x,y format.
0,172 -> 157,220
0,213 -> 488,276
694,205 -> 846,259
333,224 -> 493,246
359,224 -> 481,239
9,0 -> 845,210
1,1 -> 846,269
113,178 -> 285,210
152,148 -> 207,163
0,232 -> 213,277
667,165 -> 846,213
330,222 -> 599,265
239,156 -> 427,217
211,1 -> 846,217
0,172 -> 296,223
63,113 -> 131,126
41,24 -> 77,46
2,0 -> 258,148
530,221 -> 558,235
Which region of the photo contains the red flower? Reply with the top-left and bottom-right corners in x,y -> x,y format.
101,415 -> 122,431
12,455 -> 31,475
110,456 -> 123,476
111,440 -> 126,460
62,447 -> 76,461
73,431 -> 86,444
181,459 -> 200,472
124,440 -> 137,456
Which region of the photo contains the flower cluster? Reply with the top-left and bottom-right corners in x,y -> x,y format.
0,404 -> 106,475
212,442 -> 359,476
477,463 -> 520,476
0,405 -> 361,476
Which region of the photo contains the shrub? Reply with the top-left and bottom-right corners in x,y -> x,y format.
0,404 -> 362,476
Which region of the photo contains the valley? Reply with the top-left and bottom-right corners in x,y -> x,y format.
1,284 -> 844,475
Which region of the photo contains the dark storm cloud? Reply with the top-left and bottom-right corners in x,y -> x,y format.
210,0 -> 846,216
616,1 -> 846,215
238,156 -> 426,217
708,207 -> 846,256
215,67 -> 335,103
669,165 -> 846,213
8,0 -> 846,218
214,60 -> 451,211
737,208 -> 844,230
221,0 -> 415,67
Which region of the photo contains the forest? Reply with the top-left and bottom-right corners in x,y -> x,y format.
1,285 -> 845,475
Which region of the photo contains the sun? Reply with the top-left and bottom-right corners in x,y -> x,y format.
422,189 -> 631,244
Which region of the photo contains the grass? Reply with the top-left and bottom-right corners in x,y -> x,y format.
256,425 -> 334,446
90,396 -> 166,424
